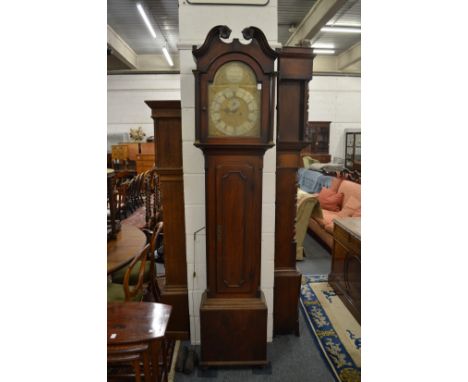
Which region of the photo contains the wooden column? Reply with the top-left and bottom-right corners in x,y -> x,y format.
145,100 -> 190,340
273,47 -> 315,335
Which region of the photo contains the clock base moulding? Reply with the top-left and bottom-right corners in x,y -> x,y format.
199,291 -> 268,366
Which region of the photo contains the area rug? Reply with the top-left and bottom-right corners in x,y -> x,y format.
300,274 -> 361,382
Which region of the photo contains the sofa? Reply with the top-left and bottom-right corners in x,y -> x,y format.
308,178 -> 361,249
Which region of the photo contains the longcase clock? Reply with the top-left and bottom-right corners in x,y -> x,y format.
192,25 -> 277,366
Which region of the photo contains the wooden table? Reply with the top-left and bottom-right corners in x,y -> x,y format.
107,224 -> 147,275
108,302 -> 172,382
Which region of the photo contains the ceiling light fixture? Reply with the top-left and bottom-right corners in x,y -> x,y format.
311,43 -> 335,49
321,26 -> 361,34
162,46 -> 174,67
136,3 -> 157,38
313,49 -> 336,55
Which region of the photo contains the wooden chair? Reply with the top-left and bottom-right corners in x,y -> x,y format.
107,244 -> 150,302
107,343 -> 151,382
145,170 -> 163,230
146,222 -> 164,302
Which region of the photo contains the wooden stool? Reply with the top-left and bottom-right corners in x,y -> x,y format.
107,343 -> 151,382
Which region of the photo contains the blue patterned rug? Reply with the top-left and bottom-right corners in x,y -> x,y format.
300,275 -> 361,382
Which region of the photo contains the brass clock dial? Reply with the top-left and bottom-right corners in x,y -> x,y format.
208,61 -> 261,137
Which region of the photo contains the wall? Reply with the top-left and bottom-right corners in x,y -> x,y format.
308,76 -> 361,161
107,74 -> 180,139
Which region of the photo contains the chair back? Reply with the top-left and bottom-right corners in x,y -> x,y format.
302,155 -> 319,168
143,222 -> 164,302
123,244 -> 150,301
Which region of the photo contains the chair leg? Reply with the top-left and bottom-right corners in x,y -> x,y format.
133,359 -> 141,382
150,341 -> 161,382
142,349 -> 152,382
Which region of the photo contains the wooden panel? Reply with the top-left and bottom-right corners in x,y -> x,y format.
136,154 -> 155,174
140,142 -> 155,155
200,292 -> 267,366
145,100 -> 189,340
215,163 -> 254,294
274,163 -> 297,269
205,154 -> 262,299
277,81 -> 300,142
329,223 -> 361,323
111,144 -> 129,161
274,46 -> 314,336
126,143 -> 140,161
273,269 -> 301,335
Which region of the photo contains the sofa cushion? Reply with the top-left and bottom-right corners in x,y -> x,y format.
337,180 -> 361,207
352,208 -> 361,217
337,195 -> 361,218
317,187 -> 344,212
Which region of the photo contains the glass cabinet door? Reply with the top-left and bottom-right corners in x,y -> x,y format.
345,132 -> 361,170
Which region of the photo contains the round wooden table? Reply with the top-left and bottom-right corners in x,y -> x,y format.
107,224 -> 147,275
108,302 -> 172,382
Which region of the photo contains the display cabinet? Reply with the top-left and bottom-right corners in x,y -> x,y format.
303,121 -> 331,163
345,131 -> 361,171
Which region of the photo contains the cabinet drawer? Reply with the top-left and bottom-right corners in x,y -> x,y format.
334,224 -> 360,254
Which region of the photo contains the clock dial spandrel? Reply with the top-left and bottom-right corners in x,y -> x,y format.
208,61 -> 261,137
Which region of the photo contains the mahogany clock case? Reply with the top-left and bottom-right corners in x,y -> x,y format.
192,26 -> 277,367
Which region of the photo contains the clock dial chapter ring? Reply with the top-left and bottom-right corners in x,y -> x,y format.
209,87 -> 259,136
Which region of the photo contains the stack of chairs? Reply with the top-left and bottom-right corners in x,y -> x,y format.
145,169 -> 163,230
116,171 -> 150,217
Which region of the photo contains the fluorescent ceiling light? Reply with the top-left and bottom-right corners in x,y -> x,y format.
313,49 -> 335,55
136,3 -> 157,39
311,43 -> 335,49
321,26 -> 361,34
162,47 -> 174,67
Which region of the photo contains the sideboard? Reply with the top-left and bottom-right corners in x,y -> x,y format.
329,217 -> 361,323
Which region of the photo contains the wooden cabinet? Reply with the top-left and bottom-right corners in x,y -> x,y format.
135,154 -> 155,174
329,218 -> 361,323
303,121 -> 331,163
111,142 -> 156,174
345,131 -> 361,171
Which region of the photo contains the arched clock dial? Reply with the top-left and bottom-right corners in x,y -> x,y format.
208,61 -> 261,137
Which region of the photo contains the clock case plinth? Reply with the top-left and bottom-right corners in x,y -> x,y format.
193,26 -> 277,367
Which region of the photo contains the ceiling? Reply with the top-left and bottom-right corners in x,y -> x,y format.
108,0 -> 179,54
107,0 -> 361,72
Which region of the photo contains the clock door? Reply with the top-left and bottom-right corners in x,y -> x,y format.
215,159 -> 261,296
